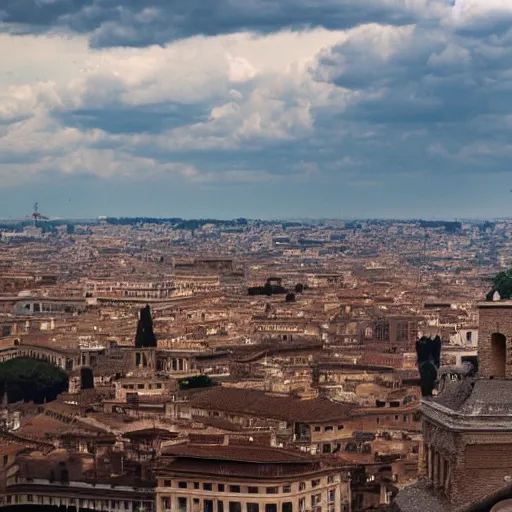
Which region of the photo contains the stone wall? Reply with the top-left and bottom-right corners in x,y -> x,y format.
424,417 -> 512,509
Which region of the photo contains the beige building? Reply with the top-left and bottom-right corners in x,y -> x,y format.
155,442 -> 351,512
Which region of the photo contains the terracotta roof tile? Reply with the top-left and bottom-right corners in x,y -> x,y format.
188,387 -> 355,423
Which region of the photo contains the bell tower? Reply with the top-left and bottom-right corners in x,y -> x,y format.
478,301 -> 512,378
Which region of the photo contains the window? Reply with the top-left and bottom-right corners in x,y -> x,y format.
156,383 -> 162,389
266,487 -> 278,494
162,497 -> 171,509
218,484 -> 225,492
2,455 -> 8,466
314,426 -> 321,432
324,425 -> 333,432
311,494 -> 321,507
328,475 -> 335,484
394,415 -> 399,421
229,502 -> 242,512
194,498 -> 200,505
299,498 -> 305,512
283,484 -> 292,493
178,481 -> 187,489
311,479 -> 320,488
328,489 -> 336,502
27,495 -> 33,503
299,482 -> 306,491
248,486 -> 259,494
375,322 -> 389,340
194,482 -> 200,489
337,425 -> 344,430
137,384 -> 144,389
178,498 -> 187,512
247,505 -> 259,512
466,331 -> 472,343
376,417 -> 380,424
282,504 -> 293,512
163,479 -> 172,487
218,502 -> 224,512
204,500 -> 214,512
396,321 -> 408,342
229,485 -> 241,493
491,333 -> 507,377
203,483 -> 213,491
265,506 -> 277,512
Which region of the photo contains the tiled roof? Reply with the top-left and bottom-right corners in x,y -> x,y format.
157,457 -> 326,478
393,479 -> 450,512
433,378 -> 512,414
162,443 -> 313,463
188,386 -> 355,423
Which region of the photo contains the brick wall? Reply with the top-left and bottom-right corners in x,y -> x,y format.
477,305 -> 512,377
451,432 -> 512,508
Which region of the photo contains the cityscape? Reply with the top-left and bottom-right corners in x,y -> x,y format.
0,210 -> 510,511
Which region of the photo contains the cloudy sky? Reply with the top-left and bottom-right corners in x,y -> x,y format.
1,0 -> 512,219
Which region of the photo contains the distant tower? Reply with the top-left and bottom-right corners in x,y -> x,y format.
30,202 -> 49,225
135,304 -> 157,348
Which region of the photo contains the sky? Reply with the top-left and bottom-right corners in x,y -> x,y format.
1,0 -> 512,219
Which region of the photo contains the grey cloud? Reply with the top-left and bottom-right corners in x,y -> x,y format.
1,0 -> 427,47
314,23 -> 512,124
54,103 -> 209,134
5,1 -> 512,194
309,18 -> 512,180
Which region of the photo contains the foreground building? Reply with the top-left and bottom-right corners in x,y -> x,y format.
393,299 -> 512,512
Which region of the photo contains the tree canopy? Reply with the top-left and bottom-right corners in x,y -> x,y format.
135,304 -> 157,348
416,336 -> 442,397
0,357 -> 69,403
489,269 -> 512,300
179,375 -> 216,390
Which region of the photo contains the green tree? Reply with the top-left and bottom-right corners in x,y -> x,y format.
490,269 -> 512,299
0,358 -> 69,404
179,375 -> 216,390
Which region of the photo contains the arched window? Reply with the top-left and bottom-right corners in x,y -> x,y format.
491,333 -> 507,377
345,442 -> 357,453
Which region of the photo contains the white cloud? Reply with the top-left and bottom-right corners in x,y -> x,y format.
1,2 -> 512,195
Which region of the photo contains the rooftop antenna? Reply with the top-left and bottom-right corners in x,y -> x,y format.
30,202 -> 49,225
